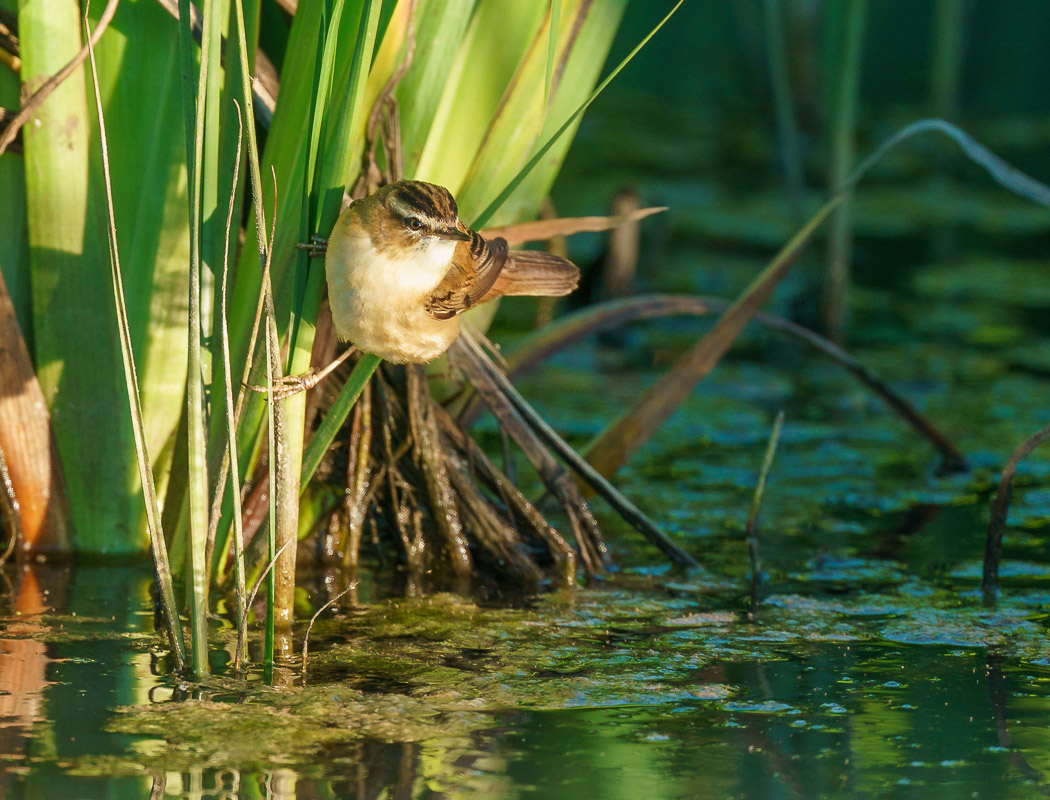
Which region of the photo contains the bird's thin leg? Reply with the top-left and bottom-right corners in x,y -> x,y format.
246,346 -> 358,400
296,234 -> 328,258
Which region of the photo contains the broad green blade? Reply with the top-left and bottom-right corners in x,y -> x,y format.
86,19 -> 188,671
414,0 -> 549,192
89,1 -> 192,524
19,0 -> 135,552
452,1 -> 570,220
544,0 -> 561,112
396,0 -> 477,175
457,0 -> 629,224
472,0 -> 683,230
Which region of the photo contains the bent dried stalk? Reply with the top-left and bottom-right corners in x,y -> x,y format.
982,420 -> 1050,600
480,294 -> 966,472
456,331 -> 698,568
583,199 -> 841,480
583,119 -> 1050,482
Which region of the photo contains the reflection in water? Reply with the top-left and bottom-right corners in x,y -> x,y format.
4,562 -> 1050,797
0,566 -> 54,799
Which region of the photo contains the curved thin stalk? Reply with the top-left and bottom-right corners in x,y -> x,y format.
982,421 -> 1050,601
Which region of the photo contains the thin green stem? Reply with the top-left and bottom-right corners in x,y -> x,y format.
824,0 -> 867,343
746,410 -> 785,615
220,101 -> 248,664
763,0 -> 805,226
178,0 -> 215,679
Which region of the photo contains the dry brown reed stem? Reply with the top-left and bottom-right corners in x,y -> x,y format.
601,189 -> 643,299
375,375 -> 425,570
406,365 -> 473,577
450,335 -> 610,574
339,382 -> 374,569
434,404 -> 577,587
441,459 -> 544,582
0,0 -> 119,157
0,267 -> 70,553
982,420 -> 1050,601
0,443 -> 23,566
311,355 -> 567,582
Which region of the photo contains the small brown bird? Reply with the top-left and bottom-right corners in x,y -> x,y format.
324,180 -> 579,363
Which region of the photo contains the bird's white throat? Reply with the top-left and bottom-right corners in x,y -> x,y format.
329,232 -> 457,304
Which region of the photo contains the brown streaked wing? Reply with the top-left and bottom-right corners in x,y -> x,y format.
425,231 -> 509,320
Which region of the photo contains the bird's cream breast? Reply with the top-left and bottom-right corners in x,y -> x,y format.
325,218 -> 460,363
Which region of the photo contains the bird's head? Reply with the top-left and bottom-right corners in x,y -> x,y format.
367,180 -> 471,252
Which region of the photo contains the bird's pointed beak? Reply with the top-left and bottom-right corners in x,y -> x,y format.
436,226 -> 471,242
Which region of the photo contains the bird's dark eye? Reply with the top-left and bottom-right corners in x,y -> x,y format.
407,217 -> 423,231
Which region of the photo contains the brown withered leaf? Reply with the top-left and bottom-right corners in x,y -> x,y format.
582,197 -> 841,480
481,206 -> 667,246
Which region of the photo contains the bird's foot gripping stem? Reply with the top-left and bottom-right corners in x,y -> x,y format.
245,347 -> 357,400
296,234 -> 328,258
